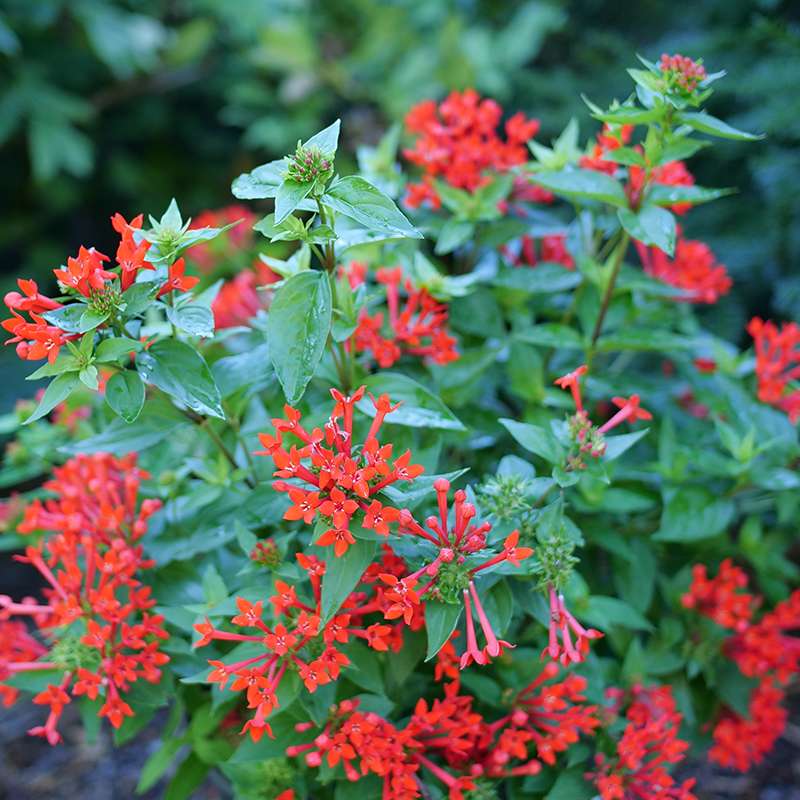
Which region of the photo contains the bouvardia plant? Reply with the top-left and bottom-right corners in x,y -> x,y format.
1,54 -> 798,800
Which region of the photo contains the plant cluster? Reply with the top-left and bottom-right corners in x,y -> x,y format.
1,54 -> 798,800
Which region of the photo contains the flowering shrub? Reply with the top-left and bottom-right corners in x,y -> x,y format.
1,54 -> 798,800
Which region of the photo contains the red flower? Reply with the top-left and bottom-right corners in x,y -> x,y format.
0,454 -> 168,746
111,213 -> 155,291
257,388 -> 422,557
354,267 -> 459,368
156,258 -> 198,298
747,317 -> 800,421
403,89 -> 539,208
187,205 -> 258,271
709,679 -> 787,772
53,246 -> 116,297
212,261 -> 279,329
681,559 -> 756,632
589,684 -> 696,800
636,236 -> 732,304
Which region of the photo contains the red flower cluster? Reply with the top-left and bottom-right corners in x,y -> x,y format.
194,548 -> 416,741
352,266 -> 459,368
681,559 -> 756,632
403,89 -> 539,208
747,317 -> 800,422
554,365 -> 652,469
0,620 -> 47,707
683,561 -> 800,770
0,453 -> 167,744
709,680 -> 787,772
659,53 -> 707,94
187,205 -> 258,271
257,388 -> 423,556
636,237 -> 732,304
590,684 -> 697,800
380,478 -> 533,668
289,665 -> 598,798
2,213 -> 196,365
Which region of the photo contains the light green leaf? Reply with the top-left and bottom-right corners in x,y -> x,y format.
618,205 -> 676,255
323,176 -> 422,238
500,419 -> 564,464
679,111 -> 764,141
25,373 -> 79,424
528,167 -> 628,207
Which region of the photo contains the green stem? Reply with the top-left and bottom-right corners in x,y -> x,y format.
587,231 -> 630,369
316,198 -> 336,272
181,408 -> 256,489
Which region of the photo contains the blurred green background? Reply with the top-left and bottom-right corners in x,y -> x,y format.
1,0 -> 798,410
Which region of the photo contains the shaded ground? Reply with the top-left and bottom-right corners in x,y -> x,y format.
1,698 -> 798,799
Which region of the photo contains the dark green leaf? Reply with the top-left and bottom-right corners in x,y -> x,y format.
105,370 -> 145,423
654,487 -> 734,542
137,339 -> 224,419
320,538 -> 377,622
267,270 -> 332,405
582,596 -> 653,631
166,303 -> 215,338
515,324 -> 584,349
425,600 -> 463,661
500,419 -> 564,464
492,263 -> 581,293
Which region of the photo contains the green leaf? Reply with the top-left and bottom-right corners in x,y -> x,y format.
212,342 -> 272,397
166,303 -> 215,338
137,339 -> 224,419
435,219 -> 474,255
546,768 -> 595,800
41,304 -> 89,333
582,596 -> 653,631
61,405 -> 188,455
515,324 -> 584,349
25,373 -> 79,424
304,119 -> 341,155
95,337 -> 142,362
323,176 -> 422,238
137,737 -> 185,793
716,661 -> 759,717
25,354 -> 79,380
593,106 -> 664,125
121,281 -> 160,316
424,600 -> 463,661
528,168 -> 627,207
654,487 -> 734,542
231,159 -> 285,200
618,205 -> 676,256
679,111 -> 764,141
648,184 -> 734,207
492,263 -> 582,293
320,538 -> 377,622
500,419 -> 564,464
164,754 -> 209,800
105,370 -> 145,423
603,429 -> 649,461
274,178 -> 314,225
267,270 -> 332,406
358,372 -> 466,431
595,329 -> 692,352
